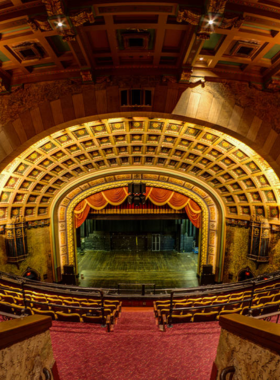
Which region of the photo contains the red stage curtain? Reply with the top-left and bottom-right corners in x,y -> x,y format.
102,187 -> 128,205
87,192 -> 108,209
74,187 -> 128,228
74,186 -> 201,229
168,191 -> 189,209
146,187 -> 174,205
74,200 -> 91,228
185,199 -> 201,228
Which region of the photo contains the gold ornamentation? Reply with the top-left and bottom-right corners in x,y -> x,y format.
177,9 -> 201,25
42,0 -> 64,16
69,10 -> 95,27
63,180 -> 211,274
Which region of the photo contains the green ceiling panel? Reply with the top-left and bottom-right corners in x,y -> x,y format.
0,51 -> 10,62
49,35 -> 71,53
218,61 -> 242,66
202,34 -> 223,50
264,44 -> 280,60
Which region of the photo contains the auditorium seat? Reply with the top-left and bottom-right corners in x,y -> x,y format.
261,302 -> 280,314
257,295 -> 274,305
223,302 -> 243,311
0,301 -> 14,314
47,297 -> 63,305
56,312 -> 82,322
229,293 -> 243,301
273,294 -> 280,302
1,295 -> 15,304
218,307 -> 242,319
193,312 -> 218,322
12,304 -> 31,316
166,313 -> 193,324
31,308 -> 57,320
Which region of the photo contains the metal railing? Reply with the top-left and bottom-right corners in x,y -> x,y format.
1,269 -> 280,300
117,283 -> 156,295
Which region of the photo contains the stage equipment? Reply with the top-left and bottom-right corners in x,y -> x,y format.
62,265 -> 76,285
200,264 -> 215,285
127,182 -> 146,206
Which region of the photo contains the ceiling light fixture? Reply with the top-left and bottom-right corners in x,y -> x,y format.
57,22 -> 63,27
208,20 -> 214,25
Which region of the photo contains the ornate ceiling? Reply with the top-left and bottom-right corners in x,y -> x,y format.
2,0 -> 280,90
0,116 -> 279,224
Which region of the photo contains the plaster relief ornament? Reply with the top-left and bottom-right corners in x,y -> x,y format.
42,0 -> 64,16
176,9 -> 201,25
27,17 -> 52,32
207,0 -> 228,14
70,10 -> 95,27
81,70 -> 93,83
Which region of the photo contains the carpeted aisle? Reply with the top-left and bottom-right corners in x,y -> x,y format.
50,311 -> 221,380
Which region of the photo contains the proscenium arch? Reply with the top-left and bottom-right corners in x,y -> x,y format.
51,166 -> 226,283
55,179 -> 217,283
0,112 -> 279,285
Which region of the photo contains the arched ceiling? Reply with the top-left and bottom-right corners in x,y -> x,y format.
0,116 -> 280,224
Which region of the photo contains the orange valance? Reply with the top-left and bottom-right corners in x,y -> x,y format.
74,187 -> 202,228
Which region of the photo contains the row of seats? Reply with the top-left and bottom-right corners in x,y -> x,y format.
157,301 -> 280,331
0,301 -> 116,331
154,284 -> 280,316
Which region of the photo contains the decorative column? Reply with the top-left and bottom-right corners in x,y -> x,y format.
248,215 -> 270,264
5,216 -> 28,265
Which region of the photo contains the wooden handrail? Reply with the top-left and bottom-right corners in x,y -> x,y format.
0,315 -> 52,350
219,314 -> 280,355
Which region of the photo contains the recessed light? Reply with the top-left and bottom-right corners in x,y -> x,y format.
199,57 -> 204,61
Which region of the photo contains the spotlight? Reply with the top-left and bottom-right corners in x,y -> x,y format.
134,196 -> 140,207
140,194 -> 146,204
208,20 -> 214,25
57,22 -> 63,27
127,181 -> 146,206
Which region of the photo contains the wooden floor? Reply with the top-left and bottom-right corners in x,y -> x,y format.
77,250 -> 199,289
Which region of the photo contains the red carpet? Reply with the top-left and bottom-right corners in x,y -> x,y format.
50,311 -> 221,380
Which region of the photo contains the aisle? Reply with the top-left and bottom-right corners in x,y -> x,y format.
50,311 -> 220,380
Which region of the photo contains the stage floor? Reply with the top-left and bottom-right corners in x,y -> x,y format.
77,250 -> 199,289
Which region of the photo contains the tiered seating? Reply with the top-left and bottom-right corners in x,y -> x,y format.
0,284 -> 122,332
154,283 -> 280,331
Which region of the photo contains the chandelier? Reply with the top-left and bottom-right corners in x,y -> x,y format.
127,182 -> 146,206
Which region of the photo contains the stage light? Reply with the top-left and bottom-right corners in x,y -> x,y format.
127,182 -> 146,206
134,183 -> 141,194
134,196 -> 140,206
140,194 -> 146,204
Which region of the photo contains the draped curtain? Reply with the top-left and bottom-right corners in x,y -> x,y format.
74,187 -> 201,228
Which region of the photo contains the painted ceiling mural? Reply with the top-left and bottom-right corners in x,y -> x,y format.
0,116 -> 280,224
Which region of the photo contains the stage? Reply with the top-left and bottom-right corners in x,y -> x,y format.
77,250 -> 199,289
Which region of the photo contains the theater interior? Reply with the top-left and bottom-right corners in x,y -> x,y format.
1,0 -> 280,379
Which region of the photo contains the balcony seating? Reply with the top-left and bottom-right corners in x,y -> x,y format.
56,312 -> 82,322
193,312 -> 219,322
218,308 -> 242,319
